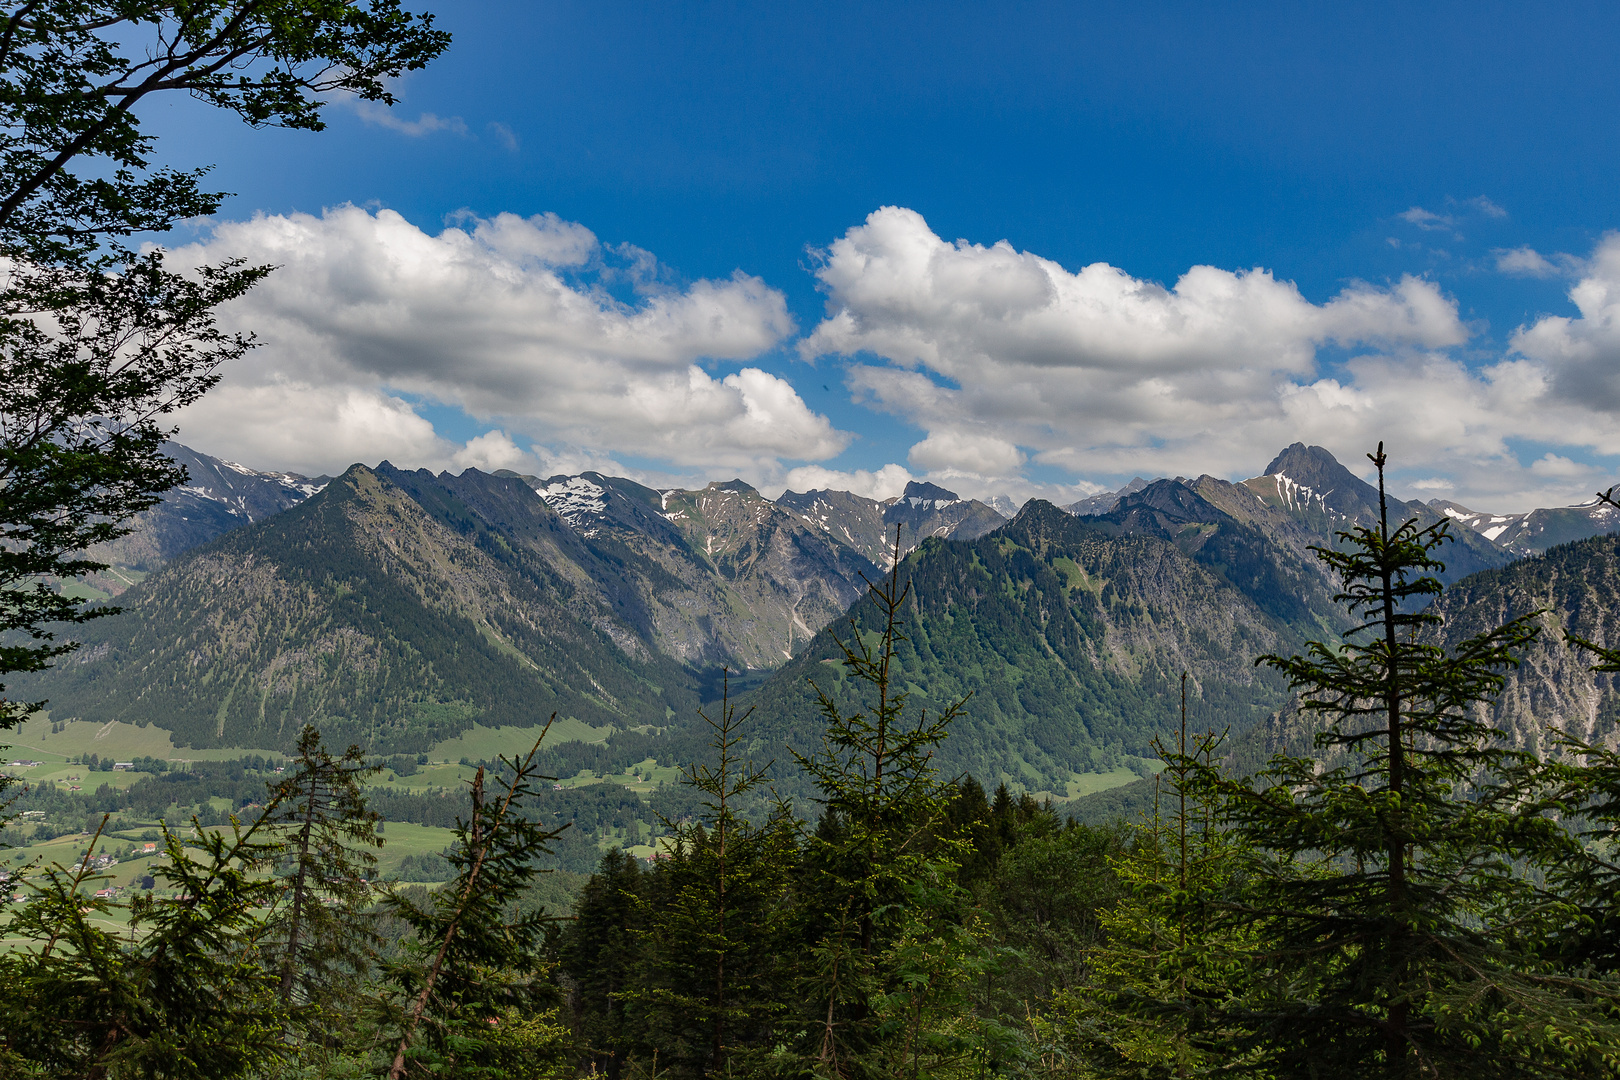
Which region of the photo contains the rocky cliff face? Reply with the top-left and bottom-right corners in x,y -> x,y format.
1242,532 -> 1620,773
1063,447 -> 1515,644
778,480 -> 1006,567
776,487 -> 893,565
1427,534 -> 1620,754
636,479 -> 879,664
1072,445 -> 1620,566
524,471 -> 881,666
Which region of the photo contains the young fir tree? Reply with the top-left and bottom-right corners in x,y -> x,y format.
1500,711 -> 1620,1056
1068,675 -> 1260,1080
0,811 -> 290,1079
375,721 -> 570,1080
1201,444 -> 1616,1078
791,529 -> 1002,1079
970,795 -> 1126,1016
624,671 -> 799,1078
261,724 -> 385,1045
560,849 -> 647,1079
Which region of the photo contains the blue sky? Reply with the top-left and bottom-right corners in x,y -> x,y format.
158,1 -> 1620,511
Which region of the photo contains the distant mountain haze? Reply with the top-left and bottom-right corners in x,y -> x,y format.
1065,477 -> 1150,516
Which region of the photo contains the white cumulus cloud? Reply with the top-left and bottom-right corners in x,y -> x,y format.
352,101 -> 468,137
1495,246 -> 1562,278
175,383 -> 453,478
166,205 -> 842,478
778,463 -> 915,501
451,430 -> 529,473
908,430 -> 1024,475
1401,206 -> 1454,231
1511,233 -> 1620,412
1490,244 -> 1581,278
803,205 -> 1470,485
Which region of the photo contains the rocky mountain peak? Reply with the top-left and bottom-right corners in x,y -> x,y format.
1262,442 -> 1363,487
880,484 -> 1006,563
1249,442 -> 1381,520
1005,497 -> 1076,534
82,441 -> 326,591
776,488 -> 891,565
984,493 -> 1023,517
1114,477 -> 1223,521
898,480 -> 959,506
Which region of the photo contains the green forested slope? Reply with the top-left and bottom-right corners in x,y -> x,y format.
20,465 -> 697,752
743,500 -> 1299,792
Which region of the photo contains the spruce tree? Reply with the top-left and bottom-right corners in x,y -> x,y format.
1500,718 -> 1620,1051
791,529 -> 993,1079
560,849 -> 647,1079
375,721 -> 571,1080
0,812 -> 290,1079
261,724 -> 385,1045
1202,444 -> 1614,1078
624,671 -> 798,1077
1072,676 -> 1259,1079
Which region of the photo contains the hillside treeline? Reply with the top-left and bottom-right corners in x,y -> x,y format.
5,495 -> 1620,1080
2,755 -> 696,875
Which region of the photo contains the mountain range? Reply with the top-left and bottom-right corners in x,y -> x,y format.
21,440 -> 1620,797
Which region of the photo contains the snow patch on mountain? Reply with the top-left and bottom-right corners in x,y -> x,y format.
537,476 -> 608,535
178,469 -> 327,520
985,494 -> 1023,517
1269,472 -> 1334,515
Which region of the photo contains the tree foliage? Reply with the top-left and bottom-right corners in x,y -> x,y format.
1193,445 -> 1619,1078
0,813 -> 291,1079
621,672 -> 798,1077
787,531 -> 1003,1079
374,720 -> 571,1080
1068,683 -> 1261,1080
0,1 -> 449,731
262,724 -> 385,1042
